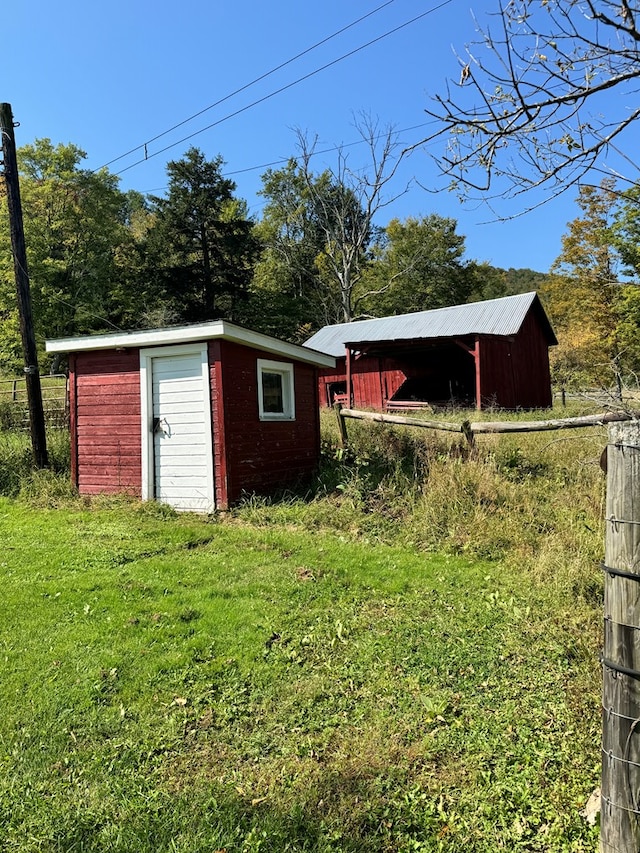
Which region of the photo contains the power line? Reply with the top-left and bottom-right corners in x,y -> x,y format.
111,0 -> 454,178
97,0 -> 399,172
139,119 -> 440,195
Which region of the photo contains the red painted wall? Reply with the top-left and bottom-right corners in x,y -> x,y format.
71,350 -> 142,496
477,313 -> 552,408
214,340 -> 321,507
70,340 -> 323,509
319,356 -> 406,409
511,310 -> 554,408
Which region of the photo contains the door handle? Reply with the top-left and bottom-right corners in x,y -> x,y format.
153,417 -> 169,435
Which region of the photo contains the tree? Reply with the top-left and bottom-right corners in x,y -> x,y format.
296,115 -> 408,323
358,215 -> 477,316
541,180 -> 622,387
244,159 -> 332,341
414,0 -> 640,201
107,191 -> 179,330
148,148 -> 258,323
0,139 -> 130,371
612,185 -> 640,277
610,185 -> 640,376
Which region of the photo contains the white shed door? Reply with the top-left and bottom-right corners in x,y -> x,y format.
151,351 -> 214,512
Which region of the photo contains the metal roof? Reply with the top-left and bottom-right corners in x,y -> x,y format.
303,292 -> 557,357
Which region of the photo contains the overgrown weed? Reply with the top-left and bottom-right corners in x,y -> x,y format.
236,407 -> 606,602
0,428 -> 70,498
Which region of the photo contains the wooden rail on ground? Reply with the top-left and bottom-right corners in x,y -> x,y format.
335,405 -> 638,447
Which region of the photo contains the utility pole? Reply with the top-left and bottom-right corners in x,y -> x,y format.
0,102 -> 48,468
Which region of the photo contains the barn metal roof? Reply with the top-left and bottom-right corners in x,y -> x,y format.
303,292 -> 557,357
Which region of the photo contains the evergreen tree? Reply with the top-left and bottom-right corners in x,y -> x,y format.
148,148 -> 258,323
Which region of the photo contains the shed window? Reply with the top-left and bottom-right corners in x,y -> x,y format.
257,359 -> 295,420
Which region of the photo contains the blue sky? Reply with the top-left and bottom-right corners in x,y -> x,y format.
4,0 -> 625,274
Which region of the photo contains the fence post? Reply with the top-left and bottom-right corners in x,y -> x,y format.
601,420 -> 640,852
461,420 -> 474,449
334,403 -> 348,448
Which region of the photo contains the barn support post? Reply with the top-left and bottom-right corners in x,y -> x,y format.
472,337 -> 481,411
345,346 -> 353,409
601,420 -> 640,852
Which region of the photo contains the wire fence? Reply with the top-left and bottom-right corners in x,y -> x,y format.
0,374 -> 69,430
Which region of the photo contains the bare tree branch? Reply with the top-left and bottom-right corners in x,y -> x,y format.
296,114 -> 410,322
410,0 -> 640,202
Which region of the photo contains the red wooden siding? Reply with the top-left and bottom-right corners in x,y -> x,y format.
215,340 -> 321,506
476,338 -> 517,408
72,350 -> 142,496
319,357 -> 407,409
477,315 -> 552,409
511,310 -> 553,408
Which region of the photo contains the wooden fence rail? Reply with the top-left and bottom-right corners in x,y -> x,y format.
335,405 -> 638,447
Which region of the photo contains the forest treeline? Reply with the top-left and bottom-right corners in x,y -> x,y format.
1,138 -> 638,390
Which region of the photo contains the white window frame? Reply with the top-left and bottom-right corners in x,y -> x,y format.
257,358 -> 295,421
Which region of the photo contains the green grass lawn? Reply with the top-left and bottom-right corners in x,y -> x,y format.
0,493 -> 601,852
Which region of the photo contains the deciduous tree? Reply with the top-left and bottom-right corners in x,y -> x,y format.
0,139 -> 130,371
296,115 -> 408,323
358,215 -> 477,316
541,180 -> 622,387
244,159 -> 333,341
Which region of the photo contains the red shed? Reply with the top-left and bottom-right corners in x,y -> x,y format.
304,292 -> 557,411
46,321 -> 335,512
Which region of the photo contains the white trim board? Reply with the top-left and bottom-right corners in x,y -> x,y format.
46,320 -> 335,368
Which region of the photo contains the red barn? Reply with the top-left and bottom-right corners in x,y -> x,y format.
305,292 -> 557,411
46,322 -> 335,512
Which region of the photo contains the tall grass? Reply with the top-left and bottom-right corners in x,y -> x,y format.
0,428 -> 72,499
236,405 -> 606,606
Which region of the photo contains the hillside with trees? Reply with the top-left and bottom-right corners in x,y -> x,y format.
3,136 -> 638,394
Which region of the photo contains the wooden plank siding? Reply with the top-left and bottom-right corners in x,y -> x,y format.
72,350 -> 142,496
477,315 -> 552,409
319,356 -> 407,410
510,309 -> 554,408
67,336 -> 325,509
477,337 -> 517,409
216,340 -> 321,506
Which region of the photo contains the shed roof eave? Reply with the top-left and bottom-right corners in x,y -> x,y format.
45,320 -> 336,368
